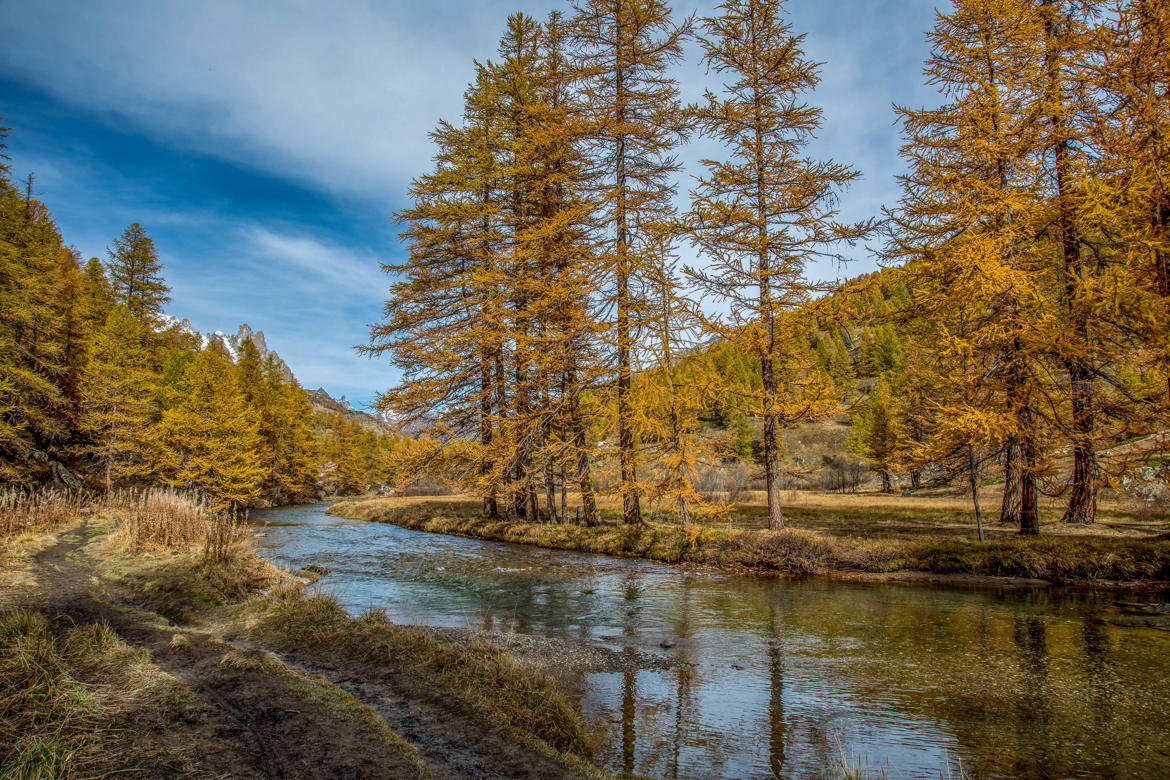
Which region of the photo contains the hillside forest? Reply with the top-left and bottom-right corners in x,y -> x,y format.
0,147 -> 399,512
366,0 -> 1169,535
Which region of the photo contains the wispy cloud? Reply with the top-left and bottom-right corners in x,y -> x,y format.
243,226 -> 388,299
1,0 -> 939,212
0,0 -> 944,403
0,0 -> 567,202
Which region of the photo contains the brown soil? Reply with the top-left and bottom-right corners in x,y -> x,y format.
12,523 -> 593,779
281,653 -> 580,780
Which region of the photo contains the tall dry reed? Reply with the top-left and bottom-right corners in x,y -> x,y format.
105,487 -> 242,563
105,487 -> 211,549
0,486 -> 90,537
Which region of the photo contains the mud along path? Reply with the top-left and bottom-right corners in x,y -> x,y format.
14,524 -> 590,780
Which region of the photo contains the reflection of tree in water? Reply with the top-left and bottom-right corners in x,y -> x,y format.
769,600 -> 786,778
542,562 -> 1166,778
669,579 -> 695,779
856,598 -> 1166,779
621,570 -> 639,775
1012,614 -> 1052,770
622,669 -> 637,776
669,664 -> 696,778
607,573 -> 741,778
1080,612 -> 1114,725
744,582 -> 1170,779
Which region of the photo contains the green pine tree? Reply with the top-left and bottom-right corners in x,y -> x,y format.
828,332 -> 855,396
105,223 -> 171,328
849,375 -> 897,492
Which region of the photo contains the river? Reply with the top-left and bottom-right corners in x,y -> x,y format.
250,502 -> 1170,779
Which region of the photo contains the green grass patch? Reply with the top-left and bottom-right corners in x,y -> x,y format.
88,536 -> 283,622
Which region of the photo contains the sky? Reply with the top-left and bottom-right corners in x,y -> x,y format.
0,0 -> 941,409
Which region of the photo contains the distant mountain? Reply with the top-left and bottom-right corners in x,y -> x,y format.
158,316 -> 294,382
157,315 -> 393,433
306,387 -> 390,433
371,406 -> 440,437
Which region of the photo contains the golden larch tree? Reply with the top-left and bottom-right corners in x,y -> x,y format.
568,0 -> 691,524
684,0 -> 869,530
888,0 -> 1059,535
78,304 -> 156,491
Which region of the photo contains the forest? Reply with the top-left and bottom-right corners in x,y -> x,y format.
1,0 -> 1165,536
368,0 -> 1169,537
0,147 -> 398,513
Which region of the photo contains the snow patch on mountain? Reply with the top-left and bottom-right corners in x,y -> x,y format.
157,316 -> 294,382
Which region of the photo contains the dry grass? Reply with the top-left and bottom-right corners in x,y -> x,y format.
333,497 -> 900,576
721,488 -> 1163,537
244,582 -> 595,761
101,487 -> 254,570
0,609 -> 206,778
106,487 -> 212,547
88,533 -> 283,623
702,491 -> 1167,541
0,531 -> 58,607
0,486 -> 89,537
0,609 -> 94,778
0,485 -> 248,565
332,494 -> 1170,583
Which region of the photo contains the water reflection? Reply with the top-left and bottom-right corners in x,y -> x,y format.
252,503 -> 1170,779
769,602 -> 785,779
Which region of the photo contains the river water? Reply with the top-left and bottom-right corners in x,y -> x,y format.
250,503 -> 1170,779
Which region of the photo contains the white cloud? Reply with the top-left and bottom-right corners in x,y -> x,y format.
2,0 -> 938,216
0,0 -> 566,202
243,225 -> 388,297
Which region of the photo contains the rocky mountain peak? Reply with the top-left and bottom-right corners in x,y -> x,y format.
158,315 -> 294,382
306,387 -> 389,433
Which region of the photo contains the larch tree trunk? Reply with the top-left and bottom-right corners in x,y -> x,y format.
1000,439 -> 1022,525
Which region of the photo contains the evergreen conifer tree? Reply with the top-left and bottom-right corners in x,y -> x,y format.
105,223 -> 170,328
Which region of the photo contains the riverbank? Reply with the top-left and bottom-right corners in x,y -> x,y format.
0,512 -> 603,778
330,496 -> 1170,587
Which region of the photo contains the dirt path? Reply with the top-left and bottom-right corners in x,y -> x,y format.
28,522 -> 425,779
20,524 -> 592,780
287,654 -> 585,780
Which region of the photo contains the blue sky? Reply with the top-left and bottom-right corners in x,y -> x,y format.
0,0 -> 940,408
